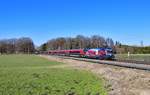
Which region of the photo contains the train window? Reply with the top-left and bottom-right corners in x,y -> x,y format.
83,48 -> 89,52
107,50 -> 112,53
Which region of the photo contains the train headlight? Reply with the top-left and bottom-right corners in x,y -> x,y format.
96,50 -> 98,55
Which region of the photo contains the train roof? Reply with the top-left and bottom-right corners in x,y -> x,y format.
89,47 -> 112,50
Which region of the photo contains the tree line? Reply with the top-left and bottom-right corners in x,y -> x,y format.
1,35 -> 149,54
40,35 -> 115,51
39,35 -> 150,54
0,37 -> 35,54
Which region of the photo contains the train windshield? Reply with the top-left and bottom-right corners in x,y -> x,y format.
105,49 -> 113,54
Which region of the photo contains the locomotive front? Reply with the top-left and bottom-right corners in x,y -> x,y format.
85,48 -> 114,60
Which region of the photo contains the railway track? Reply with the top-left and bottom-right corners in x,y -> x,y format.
115,59 -> 150,65
51,55 -> 150,71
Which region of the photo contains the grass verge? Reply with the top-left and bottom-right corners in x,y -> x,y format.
0,55 -> 107,95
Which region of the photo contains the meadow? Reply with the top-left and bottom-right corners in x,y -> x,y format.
0,55 -> 107,95
115,54 -> 150,61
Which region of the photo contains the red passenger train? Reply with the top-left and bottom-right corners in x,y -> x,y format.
48,48 -> 114,60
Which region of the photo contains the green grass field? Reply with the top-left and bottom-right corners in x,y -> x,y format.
0,55 -> 107,95
115,54 -> 150,61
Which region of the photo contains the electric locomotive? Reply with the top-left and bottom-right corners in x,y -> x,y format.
84,48 -> 114,60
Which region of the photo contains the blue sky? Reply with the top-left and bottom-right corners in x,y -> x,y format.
0,0 -> 150,46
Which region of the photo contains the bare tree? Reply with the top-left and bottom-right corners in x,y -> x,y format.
106,38 -> 114,48
0,40 -> 7,54
16,37 -> 35,53
91,35 -> 106,48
